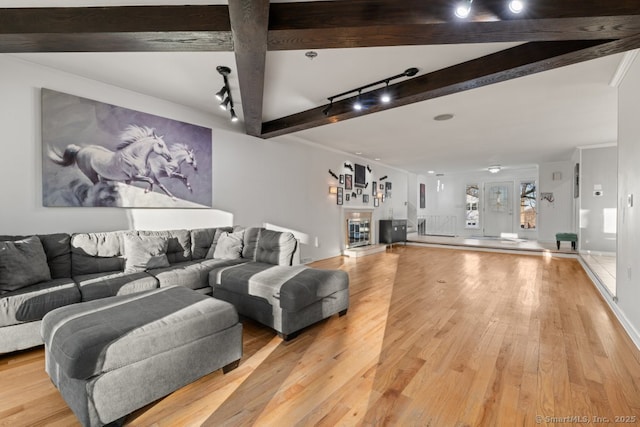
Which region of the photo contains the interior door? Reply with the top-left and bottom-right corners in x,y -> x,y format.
484,181 -> 513,237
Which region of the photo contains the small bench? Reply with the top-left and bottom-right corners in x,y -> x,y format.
555,232 -> 578,250
41,286 -> 242,427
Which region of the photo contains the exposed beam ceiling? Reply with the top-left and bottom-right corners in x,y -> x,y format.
1,1 -> 640,141
228,0 -> 270,137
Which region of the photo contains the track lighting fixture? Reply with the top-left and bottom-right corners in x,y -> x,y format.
216,65 -> 239,123
321,67 -> 419,116
455,0 -> 472,18
215,86 -> 228,101
508,0 -> 524,13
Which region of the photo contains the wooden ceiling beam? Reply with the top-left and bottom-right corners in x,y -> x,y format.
268,0 -> 640,50
228,0 -> 270,137
261,36 -> 640,138
0,6 -> 233,52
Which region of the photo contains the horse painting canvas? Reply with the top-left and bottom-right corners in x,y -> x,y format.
42,89 -> 212,208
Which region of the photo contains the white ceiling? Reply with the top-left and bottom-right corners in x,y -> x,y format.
4,0 -> 626,176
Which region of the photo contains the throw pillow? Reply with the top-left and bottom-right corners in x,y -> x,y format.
0,236 -> 52,294
123,233 -> 170,273
205,227 -> 234,259
213,231 -> 244,260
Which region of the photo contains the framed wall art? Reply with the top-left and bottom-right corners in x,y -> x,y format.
374,198 -> 379,207
345,174 -> 353,190
42,89 -> 212,208
337,187 -> 343,205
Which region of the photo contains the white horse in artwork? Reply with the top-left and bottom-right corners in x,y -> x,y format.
146,143 -> 198,199
48,125 -> 172,194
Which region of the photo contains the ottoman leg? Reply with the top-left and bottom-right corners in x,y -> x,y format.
222,359 -> 240,374
339,309 -> 348,317
557,241 -> 560,250
572,241 -> 576,250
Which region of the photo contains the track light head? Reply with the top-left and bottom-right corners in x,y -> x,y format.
230,108 -> 239,122
215,86 -> 228,101
508,0 -> 524,13
455,0 -> 472,18
322,104 -> 332,116
354,91 -> 363,111
380,82 -> 391,103
219,96 -> 231,111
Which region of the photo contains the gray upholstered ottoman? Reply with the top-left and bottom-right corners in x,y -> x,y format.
41,286 -> 242,427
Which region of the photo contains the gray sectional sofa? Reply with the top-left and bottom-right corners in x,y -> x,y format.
0,226 -> 350,353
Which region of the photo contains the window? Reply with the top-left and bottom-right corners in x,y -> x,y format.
520,181 -> 537,229
465,184 -> 480,229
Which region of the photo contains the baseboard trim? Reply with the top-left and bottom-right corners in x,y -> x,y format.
578,257 -> 640,355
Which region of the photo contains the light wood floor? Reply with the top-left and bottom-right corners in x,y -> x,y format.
2,246 -> 640,426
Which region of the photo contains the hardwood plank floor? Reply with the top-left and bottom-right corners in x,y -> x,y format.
1,246 -> 640,426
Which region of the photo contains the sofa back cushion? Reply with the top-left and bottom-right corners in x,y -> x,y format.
138,230 -> 191,264
255,230 -> 298,266
241,227 -> 264,260
190,228 -> 215,260
0,236 -> 52,294
0,233 -> 71,279
71,231 -> 125,275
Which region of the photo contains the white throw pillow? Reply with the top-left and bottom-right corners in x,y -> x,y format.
123,233 -> 170,273
213,231 -> 244,260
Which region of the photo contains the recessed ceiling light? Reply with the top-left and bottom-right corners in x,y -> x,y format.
434,113 -> 454,121
374,158 -> 381,161
488,165 -> 501,173
355,152 -> 362,155
428,170 -> 435,174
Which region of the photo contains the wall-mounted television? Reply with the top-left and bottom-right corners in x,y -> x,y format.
354,163 -> 366,188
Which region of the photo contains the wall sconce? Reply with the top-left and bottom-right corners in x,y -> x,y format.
216,66 -> 238,123
376,192 -> 384,199
329,186 -> 338,194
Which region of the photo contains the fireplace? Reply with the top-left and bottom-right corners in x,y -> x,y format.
344,209 -> 373,249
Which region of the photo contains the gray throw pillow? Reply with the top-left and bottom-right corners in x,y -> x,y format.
212,231 -> 244,260
123,233 -> 170,273
0,236 -> 52,294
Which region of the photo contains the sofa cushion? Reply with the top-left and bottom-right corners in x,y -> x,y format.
0,278 -> 80,327
241,227 -> 264,260
204,227 -> 234,259
148,258 -> 247,290
71,231 -> 125,276
123,234 -> 170,273
41,286 -> 239,380
213,231 -> 244,260
0,236 -> 52,294
138,230 -> 191,264
255,230 -> 297,266
74,271 -> 159,301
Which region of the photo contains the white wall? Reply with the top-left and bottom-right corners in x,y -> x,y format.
423,167 -> 540,238
537,161 -> 575,242
617,56 -> 640,345
579,146 -> 617,253
0,55 -> 409,262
